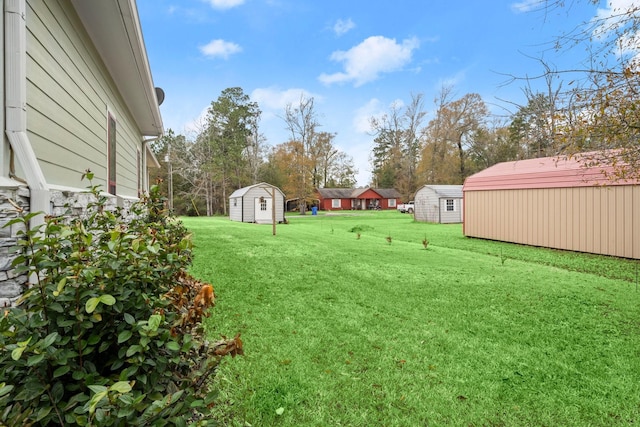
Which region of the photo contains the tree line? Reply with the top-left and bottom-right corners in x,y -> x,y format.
150,88 -> 357,216
151,2 -> 640,214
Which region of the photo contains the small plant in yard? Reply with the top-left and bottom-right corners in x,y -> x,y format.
356,232 -> 361,240
0,173 -> 242,426
348,225 -> 374,234
422,235 -> 429,250
500,248 -> 508,265
386,234 -> 392,245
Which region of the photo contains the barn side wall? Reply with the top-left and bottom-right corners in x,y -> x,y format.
464,186 -> 640,259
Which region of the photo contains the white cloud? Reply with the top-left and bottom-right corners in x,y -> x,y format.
204,0 -> 245,10
199,39 -> 242,59
593,0 -> 638,36
592,0 -> 640,66
250,87 -> 324,142
353,99 -> 383,134
510,0 -> 544,13
319,36 -> 420,87
182,106 -> 210,137
437,69 -> 467,90
251,87 -> 320,112
333,18 -> 355,36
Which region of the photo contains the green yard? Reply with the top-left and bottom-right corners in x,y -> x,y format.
182,211 -> 640,426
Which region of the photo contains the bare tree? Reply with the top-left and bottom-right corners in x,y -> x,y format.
370,93 -> 427,200
419,85 -> 456,184
283,95 -> 319,214
522,1 -> 640,179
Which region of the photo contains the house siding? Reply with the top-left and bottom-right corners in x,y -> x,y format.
26,0 -> 142,197
464,186 -> 640,259
1,0 -> 161,305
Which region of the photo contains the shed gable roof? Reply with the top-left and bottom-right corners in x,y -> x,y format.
463,153 -> 637,191
419,185 -> 463,198
229,182 -> 283,198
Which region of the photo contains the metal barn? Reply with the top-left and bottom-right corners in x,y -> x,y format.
463,155 -> 640,259
229,183 -> 285,224
414,185 -> 463,223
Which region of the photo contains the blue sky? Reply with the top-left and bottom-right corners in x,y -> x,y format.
136,0 -> 609,185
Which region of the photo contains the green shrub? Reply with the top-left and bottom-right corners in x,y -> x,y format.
0,174 -> 242,426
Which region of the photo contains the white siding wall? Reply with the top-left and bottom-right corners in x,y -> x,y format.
439,198 -> 462,224
229,184 -> 285,223
25,0 -> 143,197
241,188 -> 257,223
229,197 -> 243,222
415,187 -> 463,223
415,188 -> 439,222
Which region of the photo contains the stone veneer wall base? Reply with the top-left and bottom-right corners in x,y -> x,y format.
1,185 -> 135,307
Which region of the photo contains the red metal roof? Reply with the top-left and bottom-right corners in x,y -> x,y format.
463,153 -> 637,191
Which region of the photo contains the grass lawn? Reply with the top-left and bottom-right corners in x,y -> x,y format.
182,211 -> 640,426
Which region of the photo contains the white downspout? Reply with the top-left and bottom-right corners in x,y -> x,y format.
142,136 -> 160,193
5,0 -> 50,228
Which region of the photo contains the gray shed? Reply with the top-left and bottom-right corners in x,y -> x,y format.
229,183 -> 285,224
414,185 -> 463,223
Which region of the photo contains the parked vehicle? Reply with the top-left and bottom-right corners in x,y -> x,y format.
397,201 -> 414,213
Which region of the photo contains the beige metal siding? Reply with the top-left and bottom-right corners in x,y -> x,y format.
464,186 -> 640,259
25,0 -> 143,197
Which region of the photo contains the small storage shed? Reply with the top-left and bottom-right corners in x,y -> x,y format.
414,185 -> 463,223
463,154 -> 640,259
229,183 -> 285,224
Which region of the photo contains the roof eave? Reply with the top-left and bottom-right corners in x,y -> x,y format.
70,0 -> 163,137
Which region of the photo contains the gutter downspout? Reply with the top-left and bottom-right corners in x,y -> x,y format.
5,0 -> 50,228
142,136 -> 160,194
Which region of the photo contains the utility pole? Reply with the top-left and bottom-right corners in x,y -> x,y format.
271,186 -> 276,236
